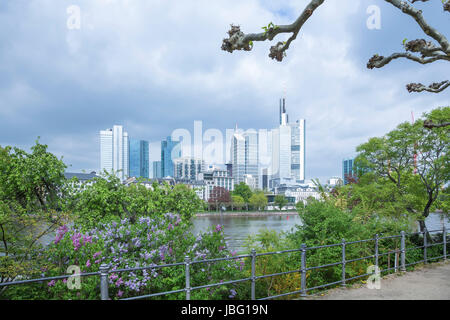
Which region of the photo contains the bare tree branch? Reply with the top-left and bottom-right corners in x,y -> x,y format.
222,0 -> 450,93
407,80 -> 450,93
423,119 -> 450,129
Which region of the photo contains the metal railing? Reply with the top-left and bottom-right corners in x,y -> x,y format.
0,226 -> 448,300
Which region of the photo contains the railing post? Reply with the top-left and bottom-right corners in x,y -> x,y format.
341,239 -> 346,288
374,234 -> 379,268
423,227 -> 428,264
99,264 -> 110,300
444,226 -> 447,261
251,249 -> 256,300
300,244 -> 307,297
400,231 -> 406,272
185,256 -> 191,300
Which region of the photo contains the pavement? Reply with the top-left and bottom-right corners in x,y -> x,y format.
308,261 -> 450,300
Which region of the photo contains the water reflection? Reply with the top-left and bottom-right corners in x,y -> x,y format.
192,213 -> 450,253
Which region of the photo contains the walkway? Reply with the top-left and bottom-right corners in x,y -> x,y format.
309,261 -> 450,300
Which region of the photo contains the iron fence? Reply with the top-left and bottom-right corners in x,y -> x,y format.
0,226 -> 448,300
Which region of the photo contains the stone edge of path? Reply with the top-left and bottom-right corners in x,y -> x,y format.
304,260 -> 450,300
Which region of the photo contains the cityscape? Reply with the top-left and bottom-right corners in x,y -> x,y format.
90,97 -> 340,206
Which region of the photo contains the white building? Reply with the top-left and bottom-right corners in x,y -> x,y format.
173,157 -> 205,181
100,125 -> 129,181
269,98 -> 305,188
230,127 -> 259,188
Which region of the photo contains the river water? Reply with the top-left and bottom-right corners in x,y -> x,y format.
192,212 -> 450,252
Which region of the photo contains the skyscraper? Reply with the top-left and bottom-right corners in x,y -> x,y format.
161,136 -> 182,178
129,139 -> 149,178
342,158 -> 355,185
100,125 -> 129,181
270,98 -> 306,186
231,127 -> 259,188
173,157 -> 205,180
153,161 -> 162,179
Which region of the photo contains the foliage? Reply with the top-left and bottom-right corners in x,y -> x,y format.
354,107 -> 449,231
0,140 -> 70,285
1,214 -> 247,300
248,191 -> 268,211
232,182 -> 253,203
66,172 -> 204,229
274,195 -> 288,211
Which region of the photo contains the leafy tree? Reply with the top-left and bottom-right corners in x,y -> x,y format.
222,0 -> 450,96
232,182 -> 253,203
67,172 -> 204,229
354,107 -> 449,234
0,140 -> 70,285
274,195 -> 288,211
232,195 -> 245,211
208,186 -> 231,210
249,191 -> 268,211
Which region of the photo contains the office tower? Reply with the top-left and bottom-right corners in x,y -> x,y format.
262,168 -> 269,190
290,119 -> 305,182
271,98 -> 306,185
161,136 -> 182,178
173,157 -> 205,180
100,125 -> 129,181
153,161 -> 162,179
342,158 -> 355,185
230,127 -> 259,188
129,139 -> 149,178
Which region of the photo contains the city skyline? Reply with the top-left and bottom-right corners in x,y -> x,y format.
1,1 -> 448,184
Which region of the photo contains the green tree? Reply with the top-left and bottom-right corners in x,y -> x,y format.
232,182 -> 253,203
232,195 -> 245,211
274,195 -> 288,211
67,172 -> 204,229
354,107 -> 450,234
0,140 -> 70,285
249,191 -> 268,211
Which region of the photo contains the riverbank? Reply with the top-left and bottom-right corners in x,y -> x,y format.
195,211 -> 299,218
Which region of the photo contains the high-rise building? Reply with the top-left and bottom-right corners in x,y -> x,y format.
129,139 -> 149,178
270,98 -> 305,186
173,157 -> 205,180
161,136 -> 182,178
100,125 -> 129,181
153,161 -> 162,179
342,158 -> 355,185
230,127 -> 259,188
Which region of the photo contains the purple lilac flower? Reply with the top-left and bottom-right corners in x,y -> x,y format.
215,225 -> 223,233
48,280 -> 56,287
86,259 -> 91,267
229,289 -> 237,299
71,233 -> 83,251
117,290 -> 124,298
93,251 -> 102,259
54,225 -> 69,244
83,235 -> 93,244
167,224 -> 174,231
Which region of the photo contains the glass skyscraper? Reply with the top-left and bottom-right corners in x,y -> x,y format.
129,139 -> 149,178
342,158 -> 355,185
231,128 -> 259,188
161,136 -> 182,178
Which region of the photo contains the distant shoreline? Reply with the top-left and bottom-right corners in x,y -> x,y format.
195,211 -> 299,218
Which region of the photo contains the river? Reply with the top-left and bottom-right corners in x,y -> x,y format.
192,212 -> 450,252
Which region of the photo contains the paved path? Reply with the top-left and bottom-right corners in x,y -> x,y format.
309,261 -> 450,300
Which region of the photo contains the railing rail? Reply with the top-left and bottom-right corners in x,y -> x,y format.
0,226 -> 448,300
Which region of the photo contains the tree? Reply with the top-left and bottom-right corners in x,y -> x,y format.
208,186 -> 231,210
0,140 -> 70,285
249,191 -> 268,211
274,195 -> 288,211
232,182 -> 253,203
67,172 -> 204,228
222,0 -> 450,95
232,195 -> 245,211
355,107 -> 449,234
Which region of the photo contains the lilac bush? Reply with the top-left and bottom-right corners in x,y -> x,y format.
42,213 -> 248,300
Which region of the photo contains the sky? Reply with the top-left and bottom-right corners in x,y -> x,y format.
0,0 -> 448,183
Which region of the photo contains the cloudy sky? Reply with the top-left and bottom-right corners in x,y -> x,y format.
0,0 -> 448,183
